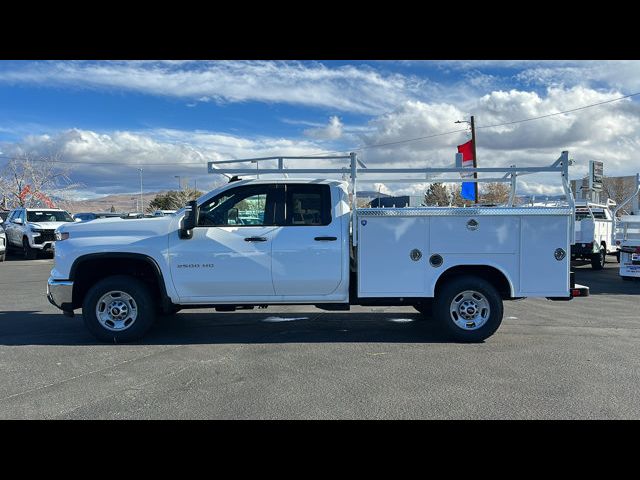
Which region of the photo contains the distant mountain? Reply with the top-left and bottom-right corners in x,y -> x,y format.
357,190 -> 391,198
63,191 -> 165,213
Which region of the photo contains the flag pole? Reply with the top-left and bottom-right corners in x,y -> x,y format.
471,115 -> 478,204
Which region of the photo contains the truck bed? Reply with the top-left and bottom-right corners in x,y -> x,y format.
356,206 -> 572,299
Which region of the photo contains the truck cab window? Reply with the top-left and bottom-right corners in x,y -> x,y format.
198,185 -> 278,227
286,184 -> 331,226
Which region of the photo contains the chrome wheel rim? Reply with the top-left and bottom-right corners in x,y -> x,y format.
449,290 -> 490,330
96,291 -> 138,331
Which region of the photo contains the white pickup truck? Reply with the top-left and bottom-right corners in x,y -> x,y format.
47,151 -> 589,343
4,207 -> 75,259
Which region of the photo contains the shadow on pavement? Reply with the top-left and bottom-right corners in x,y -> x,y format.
572,262 -> 640,295
0,310 -> 455,346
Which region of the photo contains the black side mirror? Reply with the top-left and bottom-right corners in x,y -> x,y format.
228,207 -> 239,224
179,200 -> 199,239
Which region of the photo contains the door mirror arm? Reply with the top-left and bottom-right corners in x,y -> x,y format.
179,200 -> 199,239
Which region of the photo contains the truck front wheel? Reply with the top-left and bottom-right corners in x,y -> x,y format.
433,276 -> 503,342
591,248 -> 605,270
23,237 -> 37,260
82,275 -> 157,343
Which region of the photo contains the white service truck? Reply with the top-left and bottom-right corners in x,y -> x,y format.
47,151 -> 589,343
616,215 -> 640,280
571,200 -> 617,269
613,173 -> 640,280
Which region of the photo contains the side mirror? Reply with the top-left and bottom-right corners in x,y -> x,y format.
228,207 -> 239,224
179,200 -> 199,239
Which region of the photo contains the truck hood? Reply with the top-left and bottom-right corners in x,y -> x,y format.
57,215 -> 175,238
30,221 -> 72,230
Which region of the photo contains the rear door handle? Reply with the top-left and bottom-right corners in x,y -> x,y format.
245,236 -> 268,242
314,236 -> 337,241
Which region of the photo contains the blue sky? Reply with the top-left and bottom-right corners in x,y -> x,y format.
1,60 -> 639,199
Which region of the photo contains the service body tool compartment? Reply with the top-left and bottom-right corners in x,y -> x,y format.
356,213 -> 428,297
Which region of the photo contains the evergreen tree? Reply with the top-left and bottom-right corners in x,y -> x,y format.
424,183 -> 450,206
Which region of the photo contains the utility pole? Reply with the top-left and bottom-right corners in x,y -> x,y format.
470,115 -> 479,204
138,168 -> 144,214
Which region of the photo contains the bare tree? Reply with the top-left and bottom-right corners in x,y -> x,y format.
480,182 -> 510,205
147,188 -> 203,212
449,184 -> 474,207
602,176 -> 637,215
0,153 -> 81,209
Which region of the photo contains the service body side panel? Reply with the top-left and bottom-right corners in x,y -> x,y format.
357,216 -> 428,296
519,215 -> 570,295
356,207 -> 571,299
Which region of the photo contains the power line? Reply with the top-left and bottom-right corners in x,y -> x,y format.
476,91 -> 640,129
1,91 -> 638,167
308,91 -> 640,156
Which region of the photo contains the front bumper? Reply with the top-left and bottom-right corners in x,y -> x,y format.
47,277 -> 74,312
31,240 -> 55,251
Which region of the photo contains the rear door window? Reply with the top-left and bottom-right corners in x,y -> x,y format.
285,184 -> 332,226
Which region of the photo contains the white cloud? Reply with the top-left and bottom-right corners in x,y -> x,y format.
0,61 -> 426,115
303,116 -> 343,140
2,81 -> 640,199
0,128 -> 332,196
350,86 -> 640,194
514,61 -> 640,92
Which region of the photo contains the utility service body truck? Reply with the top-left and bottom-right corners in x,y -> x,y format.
613,173 -> 640,280
47,151 -> 588,343
571,200 -> 617,269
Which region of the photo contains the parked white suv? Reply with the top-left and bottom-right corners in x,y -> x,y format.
0,218 -> 6,262
4,207 -> 75,259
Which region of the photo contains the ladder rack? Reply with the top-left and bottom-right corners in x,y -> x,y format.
209,150 -> 576,246
208,150 -> 574,207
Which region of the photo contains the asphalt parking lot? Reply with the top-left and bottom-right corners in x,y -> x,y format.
0,252 -> 638,419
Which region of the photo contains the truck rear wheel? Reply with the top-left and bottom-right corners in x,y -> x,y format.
433,276 -> 503,342
591,248 -> 605,270
82,275 -> 156,343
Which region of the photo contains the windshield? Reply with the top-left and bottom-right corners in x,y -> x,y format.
27,210 -> 74,223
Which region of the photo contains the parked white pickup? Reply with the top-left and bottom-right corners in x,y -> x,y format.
47,151 -> 589,343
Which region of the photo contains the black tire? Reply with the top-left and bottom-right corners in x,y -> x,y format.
413,300 -> 433,318
82,275 -> 156,343
22,237 -> 37,260
591,248 -> 605,270
158,305 -> 182,321
433,275 -> 503,343
0,252 -> 5,262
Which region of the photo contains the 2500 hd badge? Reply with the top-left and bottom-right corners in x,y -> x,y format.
176,263 -> 214,268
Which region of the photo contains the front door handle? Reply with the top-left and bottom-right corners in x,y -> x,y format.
314,236 -> 337,241
245,236 -> 268,242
